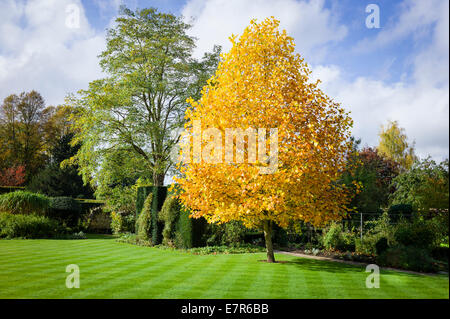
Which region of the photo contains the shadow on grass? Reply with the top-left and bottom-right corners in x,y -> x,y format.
282,257 -> 364,274
282,257 -> 443,278
85,233 -> 118,240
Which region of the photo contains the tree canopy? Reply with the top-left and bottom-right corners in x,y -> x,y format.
68,6 -> 220,187
175,18 -> 355,262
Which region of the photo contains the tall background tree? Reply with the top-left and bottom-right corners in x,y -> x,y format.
0,91 -> 52,182
68,6 -> 220,187
175,18 -> 354,262
378,120 -> 417,171
341,140 -> 399,214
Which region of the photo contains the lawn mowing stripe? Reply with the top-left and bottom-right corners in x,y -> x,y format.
149,255 -> 226,298
223,254 -> 266,299
87,254 -> 198,299
196,253 -> 248,298
114,254 -> 201,298
1,239 -> 448,299
79,251 -> 197,298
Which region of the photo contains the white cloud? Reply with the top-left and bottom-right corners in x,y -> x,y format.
0,0 -> 106,106
181,0 -> 347,62
312,0 -> 449,161
313,67 -> 449,161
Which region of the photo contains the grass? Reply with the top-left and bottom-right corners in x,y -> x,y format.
0,235 -> 448,299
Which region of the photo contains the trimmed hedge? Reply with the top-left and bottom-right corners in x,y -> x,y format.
135,185 -> 153,224
0,191 -> 50,215
175,204 -> 207,248
0,186 -> 25,194
48,197 -> 82,227
0,212 -> 62,239
136,193 -> 152,241
150,186 -> 167,245
377,245 -> 438,273
388,204 -> 413,222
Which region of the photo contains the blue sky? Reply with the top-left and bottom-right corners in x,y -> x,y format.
0,0 -> 448,161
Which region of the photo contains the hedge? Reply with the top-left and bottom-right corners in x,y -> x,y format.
136,193 -> 152,241
48,197 -> 82,226
135,185 -> 153,223
175,204 -> 207,248
0,212 -> 62,239
0,191 -> 50,215
135,186 -> 167,245
0,186 -> 25,195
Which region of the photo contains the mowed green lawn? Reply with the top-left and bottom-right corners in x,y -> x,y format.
0,236 -> 448,299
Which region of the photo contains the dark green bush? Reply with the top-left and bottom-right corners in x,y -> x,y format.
0,212 -> 62,239
82,206 -> 111,234
388,204 -> 413,222
431,246 -> 449,262
136,193 -> 152,241
395,219 -> 438,249
375,237 -> 389,255
159,195 -> 181,246
377,245 -> 438,273
0,191 -> 50,215
204,221 -> 247,246
0,186 -> 25,195
175,207 -> 193,248
150,186 -> 167,245
48,197 -> 82,227
135,185 -> 153,226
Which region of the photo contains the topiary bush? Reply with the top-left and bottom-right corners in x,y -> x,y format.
203,221 -> 247,247
377,245 -> 438,273
375,237 -> 389,255
135,185 -> 153,228
0,212 -> 62,239
136,193 -> 152,241
159,195 -> 181,246
150,186 -> 167,245
0,191 -> 50,215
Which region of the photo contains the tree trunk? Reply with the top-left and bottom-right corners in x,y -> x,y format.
153,172 -> 165,187
263,220 -> 276,263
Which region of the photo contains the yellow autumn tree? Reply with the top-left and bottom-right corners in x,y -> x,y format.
174,18 -> 354,262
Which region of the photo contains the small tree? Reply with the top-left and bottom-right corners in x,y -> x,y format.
175,18 -> 354,262
0,165 -> 26,186
378,120 -> 417,171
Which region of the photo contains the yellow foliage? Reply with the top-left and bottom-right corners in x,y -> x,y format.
174,18 -> 354,228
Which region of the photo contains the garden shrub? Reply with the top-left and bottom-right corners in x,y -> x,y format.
394,219 -> 438,250
204,221 -> 247,247
322,222 -> 341,250
322,222 -> 356,252
135,185 -> 153,226
388,204 -> 413,222
356,212 -> 396,255
173,206 -> 207,249
377,245 -> 438,273
375,237 -> 389,255
0,186 -> 25,195
136,193 -> 152,241
159,195 -> 181,246
150,186 -> 168,245
48,197 -> 82,226
176,206 -> 193,248
82,206 -> 111,234
0,212 -> 62,239
0,191 -> 50,215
